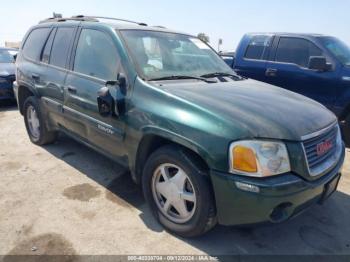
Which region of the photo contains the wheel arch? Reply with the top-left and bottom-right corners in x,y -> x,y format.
133,127 -> 212,185
17,84 -> 38,115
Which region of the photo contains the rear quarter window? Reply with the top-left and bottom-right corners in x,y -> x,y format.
244,35 -> 273,60
22,28 -> 50,61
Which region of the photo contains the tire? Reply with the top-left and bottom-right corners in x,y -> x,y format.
142,145 -> 217,237
23,96 -> 57,145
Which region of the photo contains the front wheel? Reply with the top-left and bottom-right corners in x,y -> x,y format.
142,145 -> 217,237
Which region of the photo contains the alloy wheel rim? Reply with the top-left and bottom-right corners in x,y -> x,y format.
27,105 -> 40,139
151,163 -> 196,224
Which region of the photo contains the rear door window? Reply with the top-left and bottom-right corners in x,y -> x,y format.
244,35 -> 273,60
41,29 -> 56,64
50,27 -> 75,68
275,37 -> 323,68
22,28 -> 50,61
73,29 -> 120,80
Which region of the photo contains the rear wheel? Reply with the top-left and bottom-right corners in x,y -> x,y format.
23,96 -> 57,145
142,145 -> 217,237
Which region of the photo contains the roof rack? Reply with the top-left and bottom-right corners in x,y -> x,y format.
39,16 -> 98,24
39,13 -> 147,26
72,15 -> 148,26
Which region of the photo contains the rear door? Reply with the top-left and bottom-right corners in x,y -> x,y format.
63,27 -> 127,163
39,26 -> 77,126
265,36 -> 339,110
18,27 -> 51,97
234,35 -> 273,82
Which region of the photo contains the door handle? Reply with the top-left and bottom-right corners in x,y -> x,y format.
67,86 -> 77,94
265,68 -> 278,77
31,73 -> 40,80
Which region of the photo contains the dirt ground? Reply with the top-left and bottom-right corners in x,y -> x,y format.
1,104 -> 350,257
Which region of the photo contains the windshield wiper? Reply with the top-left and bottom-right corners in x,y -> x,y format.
200,72 -> 244,80
148,75 -> 217,83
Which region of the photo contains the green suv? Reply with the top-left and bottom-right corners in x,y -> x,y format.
14,15 -> 345,237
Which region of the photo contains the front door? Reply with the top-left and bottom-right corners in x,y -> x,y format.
265,37 -> 340,111
63,28 -> 127,163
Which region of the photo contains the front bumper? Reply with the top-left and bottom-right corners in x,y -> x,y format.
0,76 -> 15,100
210,144 -> 345,226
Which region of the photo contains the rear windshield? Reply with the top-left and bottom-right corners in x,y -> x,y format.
0,50 -> 14,63
319,36 -> 350,67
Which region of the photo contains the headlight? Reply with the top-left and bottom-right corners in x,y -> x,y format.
229,140 -> 291,177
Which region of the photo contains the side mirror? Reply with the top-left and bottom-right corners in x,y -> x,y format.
97,86 -> 114,117
13,54 -> 17,62
117,73 -> 127,94
308,56 -> 332,72
101,74 -> 127,117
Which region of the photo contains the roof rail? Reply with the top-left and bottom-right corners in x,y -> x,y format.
39,16 -> 98,24
39,14 -> 148,26
72,15 -> 148,26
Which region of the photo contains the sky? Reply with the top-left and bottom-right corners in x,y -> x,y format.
0,0 -> 349,51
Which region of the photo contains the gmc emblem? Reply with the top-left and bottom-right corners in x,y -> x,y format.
316,140 -> 333,156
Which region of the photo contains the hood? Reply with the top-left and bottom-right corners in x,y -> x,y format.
0,63 -> 15,76
155,79 -> 336,141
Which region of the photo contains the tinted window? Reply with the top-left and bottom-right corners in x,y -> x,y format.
244,35 -> 272,60
275,37 -> 323,67
73,29 -> 120,80
50,27 -> 75,68
22,28 -> 50,61
41,29 -> 56,64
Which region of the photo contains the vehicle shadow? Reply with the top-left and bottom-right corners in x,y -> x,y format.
42,134 -> 350,256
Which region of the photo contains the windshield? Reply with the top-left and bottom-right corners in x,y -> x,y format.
0,50 -> 14,63
319,36 -> 350,66
120,30 -> 234,80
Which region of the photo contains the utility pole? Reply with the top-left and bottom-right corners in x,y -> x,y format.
218,38 -> 223,52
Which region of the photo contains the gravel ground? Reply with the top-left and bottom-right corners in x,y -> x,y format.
0,104 -> 350,257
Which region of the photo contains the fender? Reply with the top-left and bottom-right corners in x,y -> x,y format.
140,125 -> 213,165
16,81 -> 41,114
129,125 -> 215,184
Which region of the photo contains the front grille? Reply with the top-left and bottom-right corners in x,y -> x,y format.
303,124 -> 339,176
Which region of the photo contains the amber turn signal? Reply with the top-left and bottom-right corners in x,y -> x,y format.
232,145 -> 258,173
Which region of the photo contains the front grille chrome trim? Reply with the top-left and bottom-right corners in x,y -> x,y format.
300,121 -> 338,141
301,122 -> 342,177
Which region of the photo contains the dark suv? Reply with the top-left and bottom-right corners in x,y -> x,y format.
0,47 -> 17,102
15,16 -> 345,237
